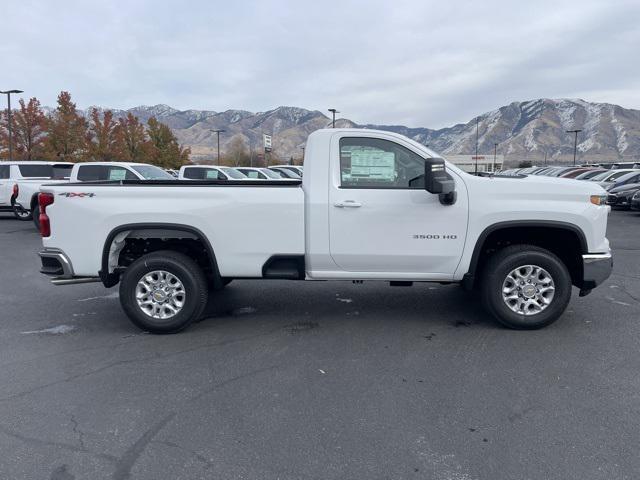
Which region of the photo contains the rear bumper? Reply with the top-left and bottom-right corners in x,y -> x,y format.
39,248 -> 74,278
581,251 -> 613,291
39,248 -> 102,285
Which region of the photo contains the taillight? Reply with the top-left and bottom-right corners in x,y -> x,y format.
12,184 -> 18,198
38,192 -> 55,238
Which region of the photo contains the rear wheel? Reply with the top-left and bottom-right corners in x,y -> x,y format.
119,251 -> 208,334
481,245 -> 572,329
13,206 -> 32,221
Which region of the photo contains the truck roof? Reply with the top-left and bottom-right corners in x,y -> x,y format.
0,161 -> 74,166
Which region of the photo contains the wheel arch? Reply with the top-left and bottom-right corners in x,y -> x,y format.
99,223 -> 223,289
463,220 -> 588,289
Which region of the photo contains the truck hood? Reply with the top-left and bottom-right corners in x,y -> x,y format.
473,173 -> 606,199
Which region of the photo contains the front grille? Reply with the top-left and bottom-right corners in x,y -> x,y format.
607,194 -> 618,205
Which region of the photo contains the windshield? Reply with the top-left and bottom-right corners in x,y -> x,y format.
131,165 -> 175,180
606,170 -> 636,181
612,171 -> 640,183
261,169 -> 282,179
589,171 -> 610,181
220,167 -> 247,179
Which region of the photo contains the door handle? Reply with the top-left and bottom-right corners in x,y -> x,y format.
334,201 -> 362,208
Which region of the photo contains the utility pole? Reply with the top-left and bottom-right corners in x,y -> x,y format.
301,146 -> 305,164
211,129 -> 225,165
474,117 -> 479,174
1,89 -> 24,161
328,108 -> 339,128
493,143 -> 498,172
566,129 -> 582,166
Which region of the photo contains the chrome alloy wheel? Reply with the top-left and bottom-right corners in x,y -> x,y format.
502,265 -> 555,316
135,270 -> 186,320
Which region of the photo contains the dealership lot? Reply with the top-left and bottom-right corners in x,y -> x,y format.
0,212 -> 639,479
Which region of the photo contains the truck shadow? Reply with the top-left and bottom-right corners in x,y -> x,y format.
199,281 -> 497,331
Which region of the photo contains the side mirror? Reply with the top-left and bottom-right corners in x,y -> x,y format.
425,158 -> 456,205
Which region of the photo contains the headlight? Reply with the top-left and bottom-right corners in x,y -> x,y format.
590,195 -> 607,206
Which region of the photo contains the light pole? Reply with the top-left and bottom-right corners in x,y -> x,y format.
474,117 -> 479,174
566,129 -> 582,166
328,108 -> 339,128
301,146 -> 305,164
1,89 -> 24,161
211,129 -> 225,165
493,143 -> 498,172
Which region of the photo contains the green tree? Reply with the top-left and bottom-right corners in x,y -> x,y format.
146,116 -> 190,168
43,91 -> 89,162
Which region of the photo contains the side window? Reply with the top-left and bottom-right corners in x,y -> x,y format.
244,171 -> 260,179
183,168 -> 206,180
339,137 -> 426,189
0,165 -> 9,179
76,165 -> 108,181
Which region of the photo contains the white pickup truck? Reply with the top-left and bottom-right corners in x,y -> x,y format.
1,161 -> 73,219
38,129 -> 612,333
15,162 -> 175,227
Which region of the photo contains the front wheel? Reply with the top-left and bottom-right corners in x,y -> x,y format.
481,245 -> 572,329
119,251 -> 208,334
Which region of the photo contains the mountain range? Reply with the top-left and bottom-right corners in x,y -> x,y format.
78,99 -> 640,165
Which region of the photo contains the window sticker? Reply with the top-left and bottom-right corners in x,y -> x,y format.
344,148 -> 396,182
109,169 -> 127,181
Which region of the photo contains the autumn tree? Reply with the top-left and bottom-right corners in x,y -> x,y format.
88,108 -> 124,161
43,91 -> 90,162
225,136 -> 251,166
116,113 -> 147,162
146,116 -> 190,168
0,97 -> 48,160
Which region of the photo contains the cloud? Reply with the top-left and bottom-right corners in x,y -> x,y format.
2,0 -> 639,127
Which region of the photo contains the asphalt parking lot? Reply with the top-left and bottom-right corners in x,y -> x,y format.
0,211 -> 638,480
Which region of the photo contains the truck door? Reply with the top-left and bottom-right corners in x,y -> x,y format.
328,134 -> 468,277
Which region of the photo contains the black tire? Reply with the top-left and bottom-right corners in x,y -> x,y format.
119,250 -> 208,334
481,245 -> 572,330
32,205 -> 40,229
13,206 -> 33,221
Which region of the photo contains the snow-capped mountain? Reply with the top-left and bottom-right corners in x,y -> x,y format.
68,99 -> 640,163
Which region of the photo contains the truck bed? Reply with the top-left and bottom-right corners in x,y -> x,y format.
41,180 -> 305,277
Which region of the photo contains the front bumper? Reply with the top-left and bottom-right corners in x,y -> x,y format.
581,251 -> 613,292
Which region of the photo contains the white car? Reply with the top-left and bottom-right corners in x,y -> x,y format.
0,161 -> 73,220
236,167 -> 285,180
38,128 -> 611,333
178,165 -> 248,180
15,162 -> 175,228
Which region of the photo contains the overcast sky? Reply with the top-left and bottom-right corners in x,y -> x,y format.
2,0 -> 639,128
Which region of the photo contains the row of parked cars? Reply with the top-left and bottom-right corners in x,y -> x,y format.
0,160 -> 304,228
500,163 -> 640,211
